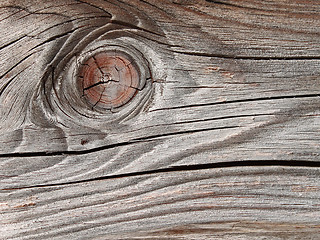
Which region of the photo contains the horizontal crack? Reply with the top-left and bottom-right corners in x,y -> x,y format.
0,35 -> 27,51
172,50 -> 320,61
3,160 -> 320,190
0,126 -> 237,159
150,94 -> 320,112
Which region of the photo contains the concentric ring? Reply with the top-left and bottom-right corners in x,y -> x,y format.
79,51 -> 140,109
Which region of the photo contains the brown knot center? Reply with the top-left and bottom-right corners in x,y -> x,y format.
79,51 -> 139,109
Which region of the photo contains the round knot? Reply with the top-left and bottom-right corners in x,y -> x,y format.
79,51 -> 139,109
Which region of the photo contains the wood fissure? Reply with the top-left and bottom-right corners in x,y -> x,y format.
150,94 -> 320,112
172,49 -> 320,60
3,160 -> 320,190
0,125 -> 238,158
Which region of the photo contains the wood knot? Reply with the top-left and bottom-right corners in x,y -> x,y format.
45,39 -> 153,127
79,51 -> 139,109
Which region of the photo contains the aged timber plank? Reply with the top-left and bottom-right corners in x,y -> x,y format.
0,0 -> 319,188
0,0 -> 319,239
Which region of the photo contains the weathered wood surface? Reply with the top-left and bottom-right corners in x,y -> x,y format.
0,0 -> 320,239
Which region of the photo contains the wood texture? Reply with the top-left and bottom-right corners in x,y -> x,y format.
0,0 -> 320,239
2,167 -> 320,239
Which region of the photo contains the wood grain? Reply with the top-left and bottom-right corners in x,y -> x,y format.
0,0 -> 319,239
2,167 -> 320,239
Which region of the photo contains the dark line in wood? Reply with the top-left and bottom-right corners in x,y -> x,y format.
0,35 -> 27,51
139,0 -> 171,15
150,94 -> 320,112
33,16 -> 110,37
72,0 -> 112,18
0,6 -> 24,22
111,19 -> 164,37
172,50 -> 320,61
0,65 -> 30,96
42,66 -> 55,113
123,113 -> 274,136
0,51 -> 38,80
30,29 -> 78,51
0,5 -> 68,18
83,80 -> 116,91
124,27 -> 182,48
205,0 -> 274,13
92,55 -> 105,75
0,126 -> 237,159
206,0 -> 243,7
53,99 -> 73,120
172,1 -> 320,36
92,85 -> 106,109
3,160 -> 320,190
205,0 -> 320,20
168,113 -> 274,126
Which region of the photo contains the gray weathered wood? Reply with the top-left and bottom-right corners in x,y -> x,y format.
2,167 -> 320,239
0,0 -> 320,239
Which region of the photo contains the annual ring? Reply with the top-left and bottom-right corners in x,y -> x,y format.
78,51 -> 140,110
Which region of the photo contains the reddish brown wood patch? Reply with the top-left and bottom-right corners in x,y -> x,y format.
79,51 -> 139,109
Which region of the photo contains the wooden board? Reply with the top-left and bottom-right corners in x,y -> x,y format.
2,167 -> 320,239
0,0 -> 320,239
